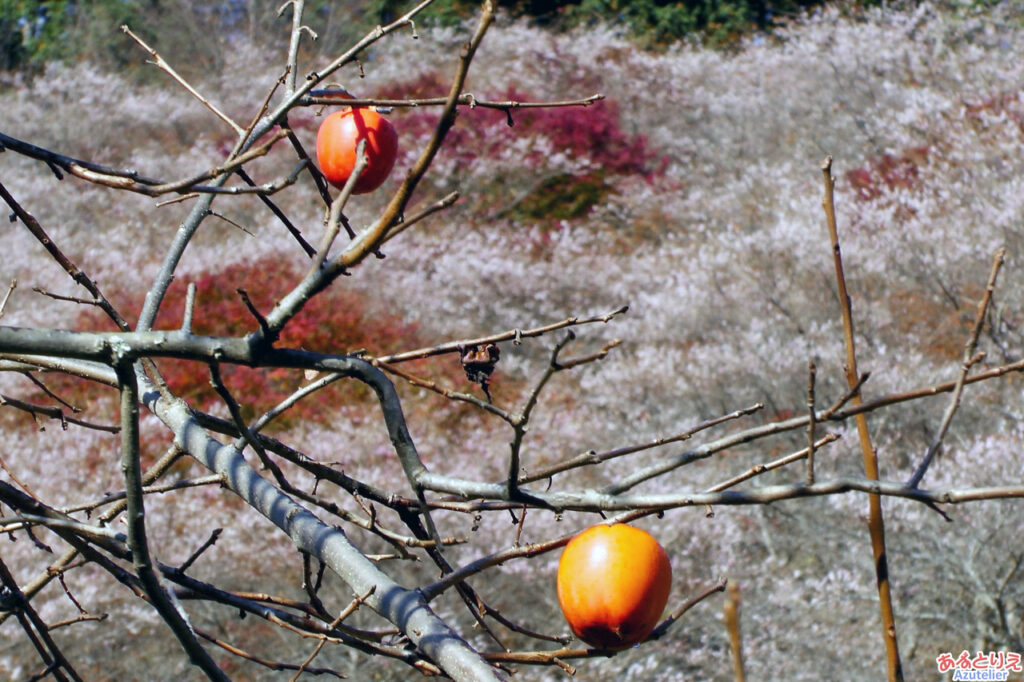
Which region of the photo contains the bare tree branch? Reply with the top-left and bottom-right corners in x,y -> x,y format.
0,182 -> 128,330
907,247 -> 1006,488
121,24 -> 244,135
303,92 -> 605,111
0,279 -> 15,319
114,360 -> 228,681
374,305 -> 630,365
0,557 -> 82,682
138,369 -> 505,681
821,156 -> 900,680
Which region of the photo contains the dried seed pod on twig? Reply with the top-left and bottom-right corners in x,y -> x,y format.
460,343 -> 501,401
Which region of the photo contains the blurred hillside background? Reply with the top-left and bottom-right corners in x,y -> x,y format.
1,0 -> 861,74
2,0 -> 1024,679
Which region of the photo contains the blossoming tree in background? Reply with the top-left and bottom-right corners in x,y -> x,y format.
1,1 -> 1023,679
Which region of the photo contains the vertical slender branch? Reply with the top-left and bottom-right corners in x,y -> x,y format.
282,0 -> 312,96
137,191 -> 220,332
723,582 -> 745,682
907,247 -> 1006,488
312,140 -> 368,272
181,283 -> 197,333
508,332 -> 574,494
115,360 -> 229,681
821,156 -> 902,681
806,360 -> 817,485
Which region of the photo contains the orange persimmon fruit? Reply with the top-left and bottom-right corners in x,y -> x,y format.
556,523 -> 672,649
315,107 -> 398,194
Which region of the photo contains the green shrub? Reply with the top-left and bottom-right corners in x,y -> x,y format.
0,0 -> 883,75
0,0 -> 142,71
408,0 -> 851,46
0,0 -> 223,75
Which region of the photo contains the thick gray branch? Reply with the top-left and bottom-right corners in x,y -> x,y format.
145,381 -> 502,681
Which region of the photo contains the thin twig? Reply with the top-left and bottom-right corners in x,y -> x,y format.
706,433 -> 840,492
380,191 -> 461,245
284,124 -> 334,208
289,586 -> 376,682
21,372 -> 81,413
195,628 -> 347,679
421,530 -> 573,603
552,339 -> 622,371
807,360 -> 817,485
121,25 -> 244,134
0,512 -> 127,543
519,402 -> 763,485
31,287 -> 100,307
250,372 -> 344,434
178,529 -> 223,575
303,92 -> 605,111
59,475 -> 224,515
0,130 -> 294,197
0,557 -> 82,682
907,247 -> 1006,488
302,553 -> 329,618
648,577 -> 729,641
205,209 -> 254,237
508,332 -> 577,494
0,279 -> 15,319
313,139 -> 369,271
0,452 -> 40,499
379,361 -> 515,421
235,290 -> 271,338
133,130 -> 291,195
154,192 -> 198,207
47,613 -> 108,631
821,371 -> 870,419
54,571 -> 86,616
0,182 -> 128,331
0,394 -> 120,433
236,166 -> 317,257
245,69 -> 290,152
375,305 -> 629,364
208,363 -> 287,486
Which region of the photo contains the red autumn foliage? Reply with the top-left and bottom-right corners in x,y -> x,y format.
375,74 -> 663,178
73,257 -> 420,426
845,145 -> 930,201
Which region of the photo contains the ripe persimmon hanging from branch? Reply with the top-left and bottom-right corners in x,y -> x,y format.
316,105 -> 399,194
